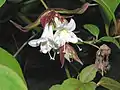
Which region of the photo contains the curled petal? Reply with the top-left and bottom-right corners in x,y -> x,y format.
64,18 -> 76,31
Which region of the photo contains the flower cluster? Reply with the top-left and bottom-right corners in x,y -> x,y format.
28,10 -> 83,67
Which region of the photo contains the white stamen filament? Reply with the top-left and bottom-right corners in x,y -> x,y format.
76,45 -> 82,51
53,51 -> 56,60
48,52 -> 55,60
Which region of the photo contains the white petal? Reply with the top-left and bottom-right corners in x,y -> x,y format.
64,18 -> 76,31
68,32 -> 78,43
48,24 -> 54,39
28,39 -> 41,47
41,23 -> 49,38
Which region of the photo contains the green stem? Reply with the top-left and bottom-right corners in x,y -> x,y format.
83,41 -> 100,49
40,0 -> 48,9
77,41 -> 100,49
65,65 -> 71,78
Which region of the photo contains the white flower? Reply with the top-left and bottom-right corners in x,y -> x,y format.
28,23 -> 56,54
54,18 -> 83,47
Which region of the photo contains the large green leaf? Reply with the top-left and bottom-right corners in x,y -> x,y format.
94,0 -> 120,35
49,85 -> 61,90
84,24 -> 100,39
98,77 -> 120,90
79,64 -> 97,83
0,0 -> 6,7
98,36 -> 120,48
0,48 -> 25,83
60,78 -> 82,90
0,64 -> 27,90
79,82 -> 97,90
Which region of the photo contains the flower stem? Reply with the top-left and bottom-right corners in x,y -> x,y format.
65,65 -> 71,78
14,33 -> 38,57
40,0 -> 48,9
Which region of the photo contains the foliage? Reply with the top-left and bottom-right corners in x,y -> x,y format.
93,0 -> 120,35
0,48 -> 27,90
50,64 -> 120,90
49,64 -> 98,90
1,0 -> 120,90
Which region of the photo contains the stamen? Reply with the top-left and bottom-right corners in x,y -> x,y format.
53,51 -> 56,60
48,52 -> 54,60
76,45 -> 82,51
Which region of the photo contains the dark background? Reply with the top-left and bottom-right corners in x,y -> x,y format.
0,0 -> 120,90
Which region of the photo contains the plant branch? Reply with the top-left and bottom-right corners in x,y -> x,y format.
40,0 -> 48,9
18,13 -> 40,32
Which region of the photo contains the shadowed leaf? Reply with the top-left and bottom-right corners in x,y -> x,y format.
98,77 -> 120,90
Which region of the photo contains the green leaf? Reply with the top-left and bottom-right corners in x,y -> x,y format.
79,82 -> 97,90
0,48 -> 25,83
0,64 -> 27,90
84,24 -> 100,38
60,78 -> 82,90
0,0 -> 6,7
79,64 -> 97,83
99,36 -> 120,48
94,0 -> 120,35
49,85 -> 61,90
98,77 -> 120,90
